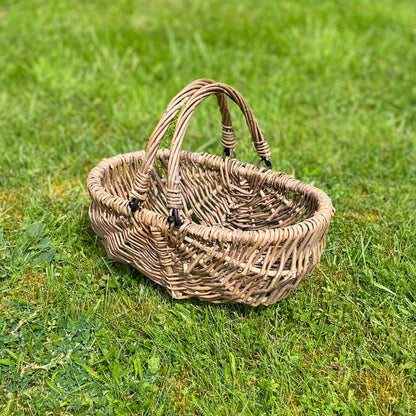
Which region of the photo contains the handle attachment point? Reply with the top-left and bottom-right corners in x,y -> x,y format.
258,156 -> 273,170
129,198 -> 140,213
222,149 -> 237,159
167,209 -> 183,228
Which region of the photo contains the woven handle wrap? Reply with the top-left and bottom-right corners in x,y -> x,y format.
166,83 -> 271,210
129,79 -> 235,204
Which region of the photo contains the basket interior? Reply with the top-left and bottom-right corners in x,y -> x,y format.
103,152 -> 319,232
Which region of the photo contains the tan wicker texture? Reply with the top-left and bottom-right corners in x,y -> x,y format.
87,79 -> 334,306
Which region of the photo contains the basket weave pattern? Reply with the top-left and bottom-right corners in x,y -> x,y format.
88,80 -> 334,306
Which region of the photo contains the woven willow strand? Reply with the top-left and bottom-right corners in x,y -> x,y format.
129,79 -> 236,203
87,79 -> 334,306
164,83 -> 271,210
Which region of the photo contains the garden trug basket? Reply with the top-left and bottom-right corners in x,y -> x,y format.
87,79 -> 334,306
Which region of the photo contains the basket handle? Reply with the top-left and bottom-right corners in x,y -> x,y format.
128,79 -> 235,205
164,83 -> 271,223
130,81 -> 272,221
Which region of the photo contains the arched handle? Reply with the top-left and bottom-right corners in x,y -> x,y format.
165,83 -> 271,218
129,79 -> 235,207
129,81 -> 272,222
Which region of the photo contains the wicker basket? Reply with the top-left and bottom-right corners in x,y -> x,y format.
87,79 -> 334,306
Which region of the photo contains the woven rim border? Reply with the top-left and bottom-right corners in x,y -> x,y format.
87,149 -> 334,246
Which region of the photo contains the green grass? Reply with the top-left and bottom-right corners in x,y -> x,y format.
0,0 -> 415,414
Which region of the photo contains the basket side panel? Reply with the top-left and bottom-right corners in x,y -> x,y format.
168,219 -> 331,306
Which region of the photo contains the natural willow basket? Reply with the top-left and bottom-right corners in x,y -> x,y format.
87,79 -> 334,306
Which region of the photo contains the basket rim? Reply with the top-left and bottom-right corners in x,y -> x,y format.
87,149 -> 334,245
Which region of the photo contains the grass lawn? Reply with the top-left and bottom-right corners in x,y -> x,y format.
1,0 -> 415,414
